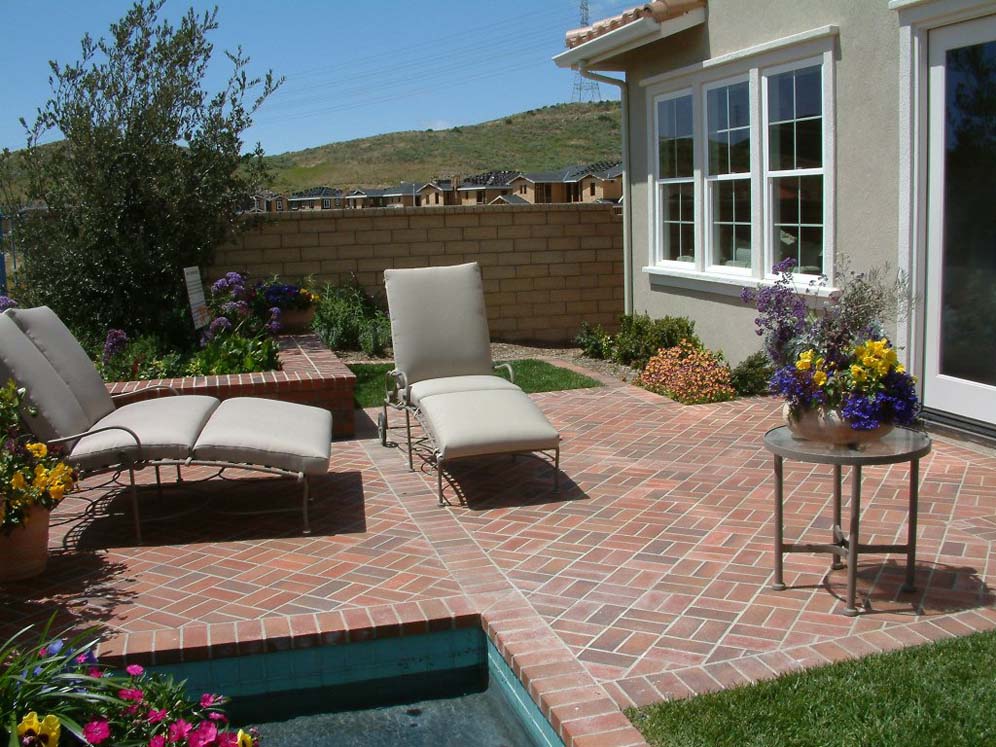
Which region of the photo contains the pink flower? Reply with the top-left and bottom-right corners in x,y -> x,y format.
208,712 -> 228,723
119,687 -> 144,702
126,704 -> 141,716
83,719 -> 111,745
199,693 -> 219,708
126,664 -> 145,677
215,733 -> 238,747
168,719 -> 193,743
147,709 -> 168,724
149,737 -> 166,747
88,667 -> 103,678
188,721 -> 218,747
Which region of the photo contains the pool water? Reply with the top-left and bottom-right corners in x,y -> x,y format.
156,628 -> 562,747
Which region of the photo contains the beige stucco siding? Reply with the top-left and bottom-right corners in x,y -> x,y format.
619,0 -> 901,363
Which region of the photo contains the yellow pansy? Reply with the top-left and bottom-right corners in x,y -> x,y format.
850,365 -> 866,382
33,465 -> 50,490
49,483 -> 65,502
896,364 -> 905,374
26,442 -> 48,459
237,730 -> 254,747
17,712 -> 61,744
11,471 -> 27,491
795,349 -> 815,372
812,370 -> 827,387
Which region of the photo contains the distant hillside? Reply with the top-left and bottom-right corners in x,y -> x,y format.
265,101 -> 621,193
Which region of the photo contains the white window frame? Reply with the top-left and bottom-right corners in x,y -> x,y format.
651,87 -> 697,268
642,26 -> 837,295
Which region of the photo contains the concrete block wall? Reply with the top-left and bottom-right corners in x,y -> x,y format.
211,204 -> 624,343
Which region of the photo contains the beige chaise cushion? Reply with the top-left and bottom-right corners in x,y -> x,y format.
69,395 -> 219,471
419,389 -> 559,461
409,375 -> 519,406
7,306 -> 115,425
0,313 -> 93,442
385,263 -> 494,386
192,397 -> 332,475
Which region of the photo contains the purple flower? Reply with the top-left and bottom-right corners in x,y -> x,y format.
221,300 -> 250,318
102,329 -> 129,365
772,257 -> 797,274
209,316 -> 232,335
741,262 -> 807,368
769,365 -> 826,411
0,295 -> 16,313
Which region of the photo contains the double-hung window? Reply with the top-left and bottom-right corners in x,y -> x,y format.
648,43 -> 833,285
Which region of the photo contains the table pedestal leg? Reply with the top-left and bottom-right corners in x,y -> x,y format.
902,458 -> 919,593
772,455 -> 786,591
831,464 -> 844,571
843,465 -> 862,616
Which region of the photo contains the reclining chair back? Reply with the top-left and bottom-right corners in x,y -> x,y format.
384,262 -> 494,386
0,307 -> 114,442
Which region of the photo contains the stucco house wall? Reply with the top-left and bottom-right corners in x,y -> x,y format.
614,1 -> 901,363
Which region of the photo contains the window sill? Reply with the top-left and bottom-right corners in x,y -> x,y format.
642,264 -> 838,298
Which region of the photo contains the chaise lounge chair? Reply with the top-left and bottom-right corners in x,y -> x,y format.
381,262 -> 560,505
0,306 -> 332,542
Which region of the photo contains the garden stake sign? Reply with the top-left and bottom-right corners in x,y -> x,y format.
184,267 -> 211,329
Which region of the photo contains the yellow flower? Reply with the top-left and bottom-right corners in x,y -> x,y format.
237,730 -> 254,747
896,364 -> 906,374
33,465 -> 50,490
795,349 -> 815,372
850,365 -> 866,382
49,483 -> 65,502
812,370 -> 827,387
17,712 -> 61,744
26,442 -> 48,459
11,471 -> 27,491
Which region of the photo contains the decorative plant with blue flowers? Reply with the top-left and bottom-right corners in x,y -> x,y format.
742,259 -> 920,431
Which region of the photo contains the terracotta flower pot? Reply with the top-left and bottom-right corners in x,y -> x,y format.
0,506 -> 50,582
783,403 -> 893,446
279,307 -> 316,333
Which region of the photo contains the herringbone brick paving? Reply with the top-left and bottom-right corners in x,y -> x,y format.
1,381 -> 993,747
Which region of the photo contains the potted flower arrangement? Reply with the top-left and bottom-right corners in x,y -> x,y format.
2,621 -> 258,746
742,259 -> 920,444
257,278 -> 319,333
1,381 -> 77,581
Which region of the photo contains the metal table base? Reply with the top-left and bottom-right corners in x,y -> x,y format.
765,426 -> 931,616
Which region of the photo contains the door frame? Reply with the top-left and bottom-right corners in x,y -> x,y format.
894,0 -> 996,430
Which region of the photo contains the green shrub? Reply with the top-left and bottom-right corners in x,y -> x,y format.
575,321 -> 613,359
730,350 -> 774,397
98,335 -> 187,382
613,313 -> 700,369
186,334 -> 280,376
313,279 -> 389,354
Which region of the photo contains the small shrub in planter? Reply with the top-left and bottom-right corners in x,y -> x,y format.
730,350 -> 774,397
313,278 -> 389,355
575,321 -> 614,360
613,313 -> 700,369
640,339 -> 737,404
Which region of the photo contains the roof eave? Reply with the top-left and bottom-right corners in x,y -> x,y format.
552,7 -> 706,70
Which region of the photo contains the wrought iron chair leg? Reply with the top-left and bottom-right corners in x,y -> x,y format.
129,467 -> 142,545
437,457 -> 444,506
554,448 -> 560,492
155,465 -> 163,500
176,464 -> 182,483
405,409 -> 414,471
302,477 -> 311,535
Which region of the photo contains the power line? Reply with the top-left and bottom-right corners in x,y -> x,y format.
571,0 -> 601,102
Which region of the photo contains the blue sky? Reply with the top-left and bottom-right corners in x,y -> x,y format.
0,0 -> 636,155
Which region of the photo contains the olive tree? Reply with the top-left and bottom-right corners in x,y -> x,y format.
15,1 -> 281,344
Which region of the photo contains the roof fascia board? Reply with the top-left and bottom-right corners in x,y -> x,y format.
553,8 -> 706,70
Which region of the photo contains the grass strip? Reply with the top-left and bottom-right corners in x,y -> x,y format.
347,359 -> 601,409
628,629 -> 996,747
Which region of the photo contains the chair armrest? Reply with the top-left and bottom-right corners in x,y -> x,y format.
111,385 -> 180,404
494,362 -> 514,384
385,369 -> 408,405
48,425 -> 143,453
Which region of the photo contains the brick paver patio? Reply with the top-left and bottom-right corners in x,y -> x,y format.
2,375 -> 994,747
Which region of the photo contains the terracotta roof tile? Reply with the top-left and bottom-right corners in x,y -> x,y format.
565,0 -> 706,49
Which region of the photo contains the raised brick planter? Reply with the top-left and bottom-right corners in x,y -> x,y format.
105,334 -> 356,438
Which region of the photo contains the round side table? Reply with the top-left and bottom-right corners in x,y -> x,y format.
763,426 -> 932,616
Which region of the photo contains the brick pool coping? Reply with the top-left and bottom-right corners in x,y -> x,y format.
104,334 -> 357,438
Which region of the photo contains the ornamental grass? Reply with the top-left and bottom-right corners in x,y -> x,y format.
640,340 -> 737,405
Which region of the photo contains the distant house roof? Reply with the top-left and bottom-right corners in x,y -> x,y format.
519,161 -> 622,184
457,170 -> 520,190
489,194 -> 530,205
421,177 -> 457,192
553,0 -> 707,70
289,186 -> 342,200
381,182 -> 421,197
345,188 -> 387,198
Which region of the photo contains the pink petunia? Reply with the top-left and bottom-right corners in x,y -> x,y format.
149,737 -> 166,747
147,709 -> 168,724
188,721 -> 218,747
215,733 -> 239,747
208,712 -> 229,723
199,693 -> 219,708
119,687 -> 144,702
88,667 -> 103,678
167,719 -> 193,743
82,719 -> 111,745
126,664 -> 145,677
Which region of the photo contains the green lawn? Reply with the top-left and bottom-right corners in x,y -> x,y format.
629,629 -> 996,747
347,359 -> 601,408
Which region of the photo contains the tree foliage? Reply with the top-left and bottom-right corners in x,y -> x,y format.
13,1 -> 281,343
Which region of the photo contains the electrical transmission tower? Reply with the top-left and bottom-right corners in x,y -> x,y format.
571,0 -> 602,102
